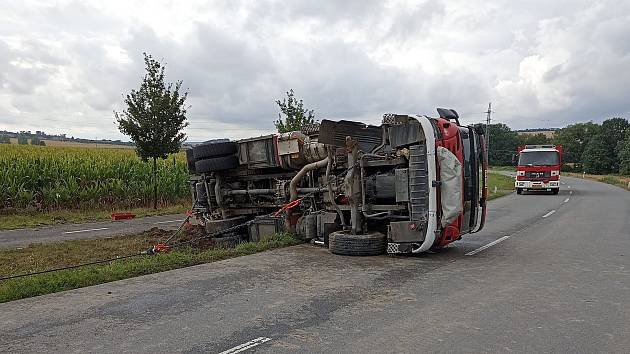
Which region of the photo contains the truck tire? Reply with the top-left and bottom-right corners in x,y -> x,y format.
192,141 -> 237,160
329,230 -> 386,256
195,155 -> 239,173
516,188 -> 523,195
551,188 -> 559,195
185,149 -> 196,173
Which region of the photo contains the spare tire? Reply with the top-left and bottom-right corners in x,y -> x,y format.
329,230 -> 386,256
193,141 -> 237,160
195,155 -> 239,173
185,149 -> 196,173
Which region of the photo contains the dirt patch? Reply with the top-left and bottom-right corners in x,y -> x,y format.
138,224 -> 236,249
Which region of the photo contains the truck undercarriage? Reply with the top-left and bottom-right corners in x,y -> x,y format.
186,110 -> 488,255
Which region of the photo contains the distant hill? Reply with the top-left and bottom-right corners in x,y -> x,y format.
515,128 -> 559,139
0,129 -> 134,148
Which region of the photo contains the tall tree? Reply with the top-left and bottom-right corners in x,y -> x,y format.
115,53 -> 189,209
599,117 -> 629,172
553,122 -> 600,170
517,133 -> 550,146
485,123 -> 519,165
618,130 -> 630,175
582,133 -> 615,174
274,89 -> 316,133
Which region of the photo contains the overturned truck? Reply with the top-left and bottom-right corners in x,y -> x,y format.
186,109 -> 488,255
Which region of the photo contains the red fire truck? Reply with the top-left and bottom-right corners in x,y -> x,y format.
515,145 -> 563,195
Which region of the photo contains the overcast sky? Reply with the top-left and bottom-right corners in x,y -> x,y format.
1,0 -> 629,141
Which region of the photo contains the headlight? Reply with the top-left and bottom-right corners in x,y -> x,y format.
517,170 -> 525,176
551,170 -> 559,176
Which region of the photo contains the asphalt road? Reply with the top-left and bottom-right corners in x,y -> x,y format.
2,177 -> 629,353
0,213 -> 190,248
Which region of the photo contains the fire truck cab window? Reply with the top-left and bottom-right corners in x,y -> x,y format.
518,151 -> 559,166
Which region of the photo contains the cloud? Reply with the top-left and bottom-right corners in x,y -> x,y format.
0,0 -> 629,141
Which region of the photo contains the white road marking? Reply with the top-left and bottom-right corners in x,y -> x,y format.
63,227 -> 108,234
465,236 -> 511,256
542,210 -> 556,218
568,185 -> 571,189
563,198 -> 570,203
155,219 -> 185,224
219,337 -> 272,354
570,190 -> 573,195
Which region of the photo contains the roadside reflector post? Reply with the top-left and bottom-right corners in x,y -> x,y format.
494,186 -> 497,193
582,172 -> 586,179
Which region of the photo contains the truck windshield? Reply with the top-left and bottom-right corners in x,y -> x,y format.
518,151 -> 559,166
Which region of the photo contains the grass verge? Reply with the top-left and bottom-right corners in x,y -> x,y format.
487,172 -> 515,200
565,172 -> 630,191
488,165 -> 515,171
0,202 -> 190,230
0,232 -> 301,303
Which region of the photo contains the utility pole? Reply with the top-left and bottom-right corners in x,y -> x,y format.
485,102 -> 492,151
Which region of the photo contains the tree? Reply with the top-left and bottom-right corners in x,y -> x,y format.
115,53 -> 189,209
485,123 -> 519,165
274,89 -> 316,133
553,122 -> 600,170
618,130 -> 630,175
0,135 -> 10,144
599,117 -> 629,172
517,133 -> 550,146
582,133 -> 615,174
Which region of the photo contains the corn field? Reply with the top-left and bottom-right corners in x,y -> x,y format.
0,145 -> 190,211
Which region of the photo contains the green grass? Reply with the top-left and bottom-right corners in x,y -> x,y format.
487,172 -> 515,200
0,232 -> 300,303
0,202 -> 190,230
488,165 -> 515,171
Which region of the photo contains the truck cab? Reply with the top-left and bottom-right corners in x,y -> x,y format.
515,145 -> 563,195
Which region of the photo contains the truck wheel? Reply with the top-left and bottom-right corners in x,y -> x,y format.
195,155 -> 239,173
192,141 -> 237,160
329,230 -> 386,256
185,149 -> 196,173
551,188 -> 559,195
516,188 -> 522,195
